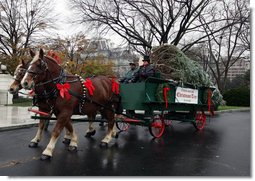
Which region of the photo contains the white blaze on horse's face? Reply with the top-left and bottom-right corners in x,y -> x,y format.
21,66 -> 34,90
13,64 -> 22,80
21,53 -> 39,89
9,64 -> 22,94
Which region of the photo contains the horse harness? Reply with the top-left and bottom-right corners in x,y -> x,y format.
29,61 -> 118,115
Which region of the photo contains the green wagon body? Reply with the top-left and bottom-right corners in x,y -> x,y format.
120,77 -> 213,115
117,77 -> 215,137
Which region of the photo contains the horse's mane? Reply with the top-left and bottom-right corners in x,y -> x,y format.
19,59 -> 31,66
44,55 -> 60,66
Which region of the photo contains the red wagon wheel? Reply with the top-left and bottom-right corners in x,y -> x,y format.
193,111 -> 206,130
149,115 -> 165,138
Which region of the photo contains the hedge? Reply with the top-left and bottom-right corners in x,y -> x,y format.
223,87 -> 250,107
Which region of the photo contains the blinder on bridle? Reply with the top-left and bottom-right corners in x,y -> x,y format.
14,67 -> 27,83
26,58 -> 48,76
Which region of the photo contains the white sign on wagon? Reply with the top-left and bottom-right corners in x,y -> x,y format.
175,87 -> 198,104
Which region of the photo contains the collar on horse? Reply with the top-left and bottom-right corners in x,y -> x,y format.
36,68 -> 66,87
28,56 -> 118,115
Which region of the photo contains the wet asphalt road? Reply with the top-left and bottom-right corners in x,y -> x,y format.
0,111 -> 251,176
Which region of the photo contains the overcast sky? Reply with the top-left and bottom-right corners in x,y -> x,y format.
54,0 -> 78,36
53,0 -> 124,47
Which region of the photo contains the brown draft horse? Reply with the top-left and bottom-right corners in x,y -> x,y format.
8,51 -> 70,146
21,49 -> 121,160
9,59 -> 30,94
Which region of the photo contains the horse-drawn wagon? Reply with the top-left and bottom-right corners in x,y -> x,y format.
26,74 -> 215,139
27,76 -> 215,139
116,77 -> 215,138
9,49 -> 215,160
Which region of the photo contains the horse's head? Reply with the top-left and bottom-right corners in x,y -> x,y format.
21,49 -> 48,90
9,50 -> 35,94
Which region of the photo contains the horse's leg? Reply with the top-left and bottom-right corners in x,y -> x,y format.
111,116 -> 118,138
65,121 -> 78,151
29,118 -> 72,146
43,120 -> 50,131
29,118 -> 46,148
85,114 -> 96,137
41,113 -> 72,160
100,111 -> 117,147
62,128 -> 72,145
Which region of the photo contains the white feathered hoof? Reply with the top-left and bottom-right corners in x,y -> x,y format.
100,142 -> 108,148
68,146 -> 77,152
40,154 -> 51,161
62,138 -> 71,145
28,142 -> 38,148
85,130 -> 96,137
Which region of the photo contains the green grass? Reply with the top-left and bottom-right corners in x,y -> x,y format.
217,105 -> 249,111
6,98 -> 32,107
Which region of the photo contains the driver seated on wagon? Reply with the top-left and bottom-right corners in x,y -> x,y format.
130,55 -> 155,83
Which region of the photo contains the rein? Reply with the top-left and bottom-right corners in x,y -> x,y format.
26,55 -> 118,115
27,58 -> 80,87
67,89 -> 116,113
35,68 -> 65,87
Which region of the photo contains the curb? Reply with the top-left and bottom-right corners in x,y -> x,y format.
0,123 -> 38,131
204,108 -> 250,116
214,108 -> 250,114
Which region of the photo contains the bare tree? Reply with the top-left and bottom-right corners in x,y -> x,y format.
199,0 -> 250,92
69,0 -> 216,55
69,0 -> 250,91
0,0 -> 56,74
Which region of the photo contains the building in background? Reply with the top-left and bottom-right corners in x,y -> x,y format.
225,58 -> 250,81
0,63 -> 13,105
80,38 -> 139,77
211,57 -> 251,82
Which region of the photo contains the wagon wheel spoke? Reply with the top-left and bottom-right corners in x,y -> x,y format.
151,122 -> 163,128
193,111 -> 206,130
115,115 -> 130,131
116,121 -> 130,131
149,115 -> 165,138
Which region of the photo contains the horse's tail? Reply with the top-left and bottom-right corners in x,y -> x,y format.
112,94 -> 123,114
110,77 -> 123,114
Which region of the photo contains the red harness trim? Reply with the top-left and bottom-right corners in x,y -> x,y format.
29,89 -> 35,97
47,51 -> 61,65
111,78 -> 120,94
56,82 -> 71,100
84,78 -> 95,96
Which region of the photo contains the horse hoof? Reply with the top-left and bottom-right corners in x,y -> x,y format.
85,130 -> 96,137
100,142 -> 108,148
40,154 -> 51,161
62,138 -> 71,145
28,142 -> 38,148
68,146 -> 77,152
114,132 -> 119,139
